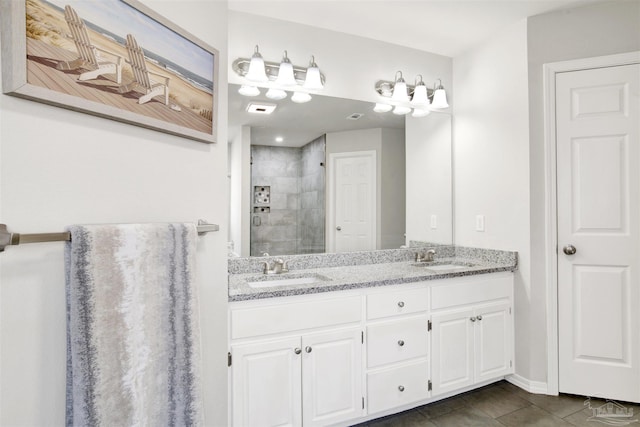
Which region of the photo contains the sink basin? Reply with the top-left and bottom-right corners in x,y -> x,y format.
246,274 -> 329,289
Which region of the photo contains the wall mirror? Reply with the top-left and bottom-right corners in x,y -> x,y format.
228,83 -> 452,257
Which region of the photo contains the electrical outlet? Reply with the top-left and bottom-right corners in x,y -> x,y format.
475,215 -> 485,232
430,215 -> 437,229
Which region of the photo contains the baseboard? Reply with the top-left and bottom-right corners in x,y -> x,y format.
506,374 -> 550,395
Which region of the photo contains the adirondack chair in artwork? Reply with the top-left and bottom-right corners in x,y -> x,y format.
56,5 -> 123,84
118,34 -> 170,106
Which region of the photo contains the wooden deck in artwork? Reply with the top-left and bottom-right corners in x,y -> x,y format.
26,38 -> 212,135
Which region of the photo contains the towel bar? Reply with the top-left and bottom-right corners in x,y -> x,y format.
0,220 -> 219,252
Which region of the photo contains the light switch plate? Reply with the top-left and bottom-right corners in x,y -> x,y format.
475,215 -> 485,232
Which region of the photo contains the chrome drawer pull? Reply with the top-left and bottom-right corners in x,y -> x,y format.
398,385 -> 405,392
477,315 -> 483,321
305,346 -> 312,353
470,316 -> 477,322
398,301 -> 405,308
294,348 -> 301,355
398,340 -> 405,347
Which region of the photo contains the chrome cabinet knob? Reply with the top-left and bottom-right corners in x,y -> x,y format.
305,346 -> 312,353
477,315 -> 483,321
336,226 -> 342,231
563,244 -> 577,255
294,348 -> 301,355
398,340 -> 405,347
398,385 -> 405,392
470,316 -> 477,322
398,301 -> 405,308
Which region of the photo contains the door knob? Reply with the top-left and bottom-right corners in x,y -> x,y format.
336,226 -> 342,231
563,244 -> 577,255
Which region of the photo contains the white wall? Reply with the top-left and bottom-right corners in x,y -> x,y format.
527,0 -> 640,383
0,1 -> 229,425
228,11 -> 452,105
405,112 -> 452,245
453,20 -> 532,381
229,125 -> 251,257
380,128 -> 406,249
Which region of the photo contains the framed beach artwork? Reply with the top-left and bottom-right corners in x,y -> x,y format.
1,0 -> 218,143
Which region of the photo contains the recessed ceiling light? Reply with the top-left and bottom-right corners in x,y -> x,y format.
275,136 -> 284,143
246,102 -> 277,114
346,113 -> 364,120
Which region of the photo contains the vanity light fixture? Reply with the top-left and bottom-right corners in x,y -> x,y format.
238,85 -> 260,97
275,51 -> 297,87
373,73 -> 449,118
431,79 -> 449,109
232,45 -> 325,102
291,91 -> 312,103
245,45 -> 269,82
265,88 -> 287,100
373,103 -> 393,113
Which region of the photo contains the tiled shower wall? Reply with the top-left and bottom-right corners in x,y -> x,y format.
250,137 -> 326,256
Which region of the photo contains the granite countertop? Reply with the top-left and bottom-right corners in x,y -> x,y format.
228,253 -> 517,302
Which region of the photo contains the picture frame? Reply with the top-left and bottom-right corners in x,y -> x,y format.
1,0 -> 218,144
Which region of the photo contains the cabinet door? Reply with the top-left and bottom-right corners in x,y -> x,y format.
475,301 -> 512,383
431,308 -> 474,396
302,328 -> 363,426
231,337 -> 302,427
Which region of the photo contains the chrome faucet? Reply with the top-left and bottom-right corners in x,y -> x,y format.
415,249 -> 436,263
261,258 -> 289,275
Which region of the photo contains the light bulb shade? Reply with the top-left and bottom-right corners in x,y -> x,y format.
291,91 -> 312,103
373,103 -> 393,113
410,84 -> 430,107
303,66 -> 323,90
275,61 -> 296,86
238,85 -> 260,97
246,46 -> 268,82
412,108 -> 431,117
391,81 -> 409,102
393,105 -> 411,115
431,88 -> 449,109
266,88 -> 287,100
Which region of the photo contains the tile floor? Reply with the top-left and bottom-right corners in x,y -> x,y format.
355,380 -> 640,426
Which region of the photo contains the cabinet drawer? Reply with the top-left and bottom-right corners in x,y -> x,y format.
431,274 -> 512,310
367,287 -> 429,320
230,295 -> 361,339
367,359 -> 429,414
367,315 -> 428,367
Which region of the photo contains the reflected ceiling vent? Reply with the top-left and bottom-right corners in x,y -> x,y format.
246,102 -> 277,114
346,113 -> 364,120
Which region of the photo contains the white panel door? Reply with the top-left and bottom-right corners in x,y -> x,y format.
329,151 -> 376,253
431,308 -> 474,396
301,328 -> 363,426
474,302 -> 512,383
231,337 -> 302,427
557,64 -> 640,402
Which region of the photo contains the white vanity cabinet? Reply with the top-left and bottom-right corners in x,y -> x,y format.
229,294 -> 364,427
430,274 -> 514,397
229,271 -> 515,426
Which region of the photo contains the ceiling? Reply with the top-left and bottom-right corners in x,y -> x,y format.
227,0 -> 599,58
228,84 -> 404,147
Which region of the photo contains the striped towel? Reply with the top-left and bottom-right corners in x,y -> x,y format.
65,223 -> 203,426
